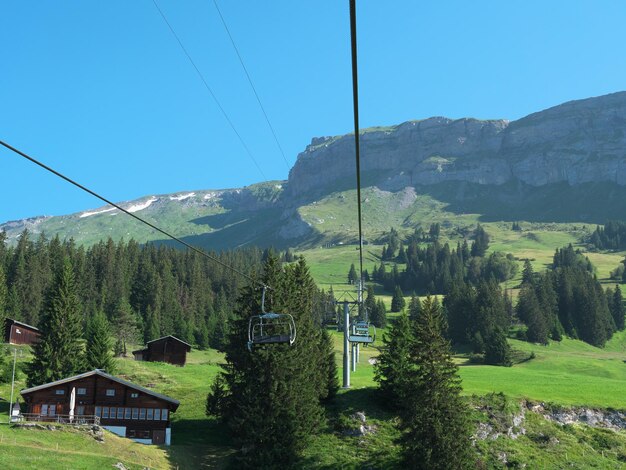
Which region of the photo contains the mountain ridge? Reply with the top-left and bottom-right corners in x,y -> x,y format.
3,91 -> 626,248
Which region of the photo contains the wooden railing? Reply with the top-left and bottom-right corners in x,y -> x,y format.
16,413 -> 100,426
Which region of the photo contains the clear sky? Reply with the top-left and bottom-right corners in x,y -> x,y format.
1,1 -> 626,222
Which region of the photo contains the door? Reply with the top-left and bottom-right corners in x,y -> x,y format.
152,430 -> 165,445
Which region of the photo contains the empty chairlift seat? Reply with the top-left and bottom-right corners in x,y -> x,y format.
349,320 -> 375,344
248,312 -> 296,350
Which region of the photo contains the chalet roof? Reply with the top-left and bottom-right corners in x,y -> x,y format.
20,369 -> 180,409
5,318 -> 40,332
146,335 -> 192,350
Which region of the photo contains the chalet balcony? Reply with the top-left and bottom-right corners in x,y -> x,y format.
15,413 -> 101,426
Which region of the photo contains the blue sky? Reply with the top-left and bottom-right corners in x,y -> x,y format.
1,1 -> 626,222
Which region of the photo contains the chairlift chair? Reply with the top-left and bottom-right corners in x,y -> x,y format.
247,287 -> 296,351
348,320 -> 375,344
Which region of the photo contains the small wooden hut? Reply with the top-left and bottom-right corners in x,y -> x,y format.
4,318 -> 41,345
132,335 -> 191,366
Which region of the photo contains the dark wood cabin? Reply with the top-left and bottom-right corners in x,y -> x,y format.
4,318 -> 40,345
133,335 -> 191,366
20,369 -> 179,445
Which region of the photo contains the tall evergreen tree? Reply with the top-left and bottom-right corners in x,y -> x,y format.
112,298 -> 140,357
610,285 -> 625,331
399,296 -> 474,469
391,285 -> 406,312
521,259 -> 534,285
347,263 -> 358,284
374,311 -> 415,408
484,327 -> 512,366
206,255 -> 330,468
470,223 -> 490,257
85,310 -> 115,373
26,258 -> 85,387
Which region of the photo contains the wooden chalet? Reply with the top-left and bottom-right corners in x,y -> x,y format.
20,369 -> 179,445
4,318 -> 40,345
133,335 -> 191,366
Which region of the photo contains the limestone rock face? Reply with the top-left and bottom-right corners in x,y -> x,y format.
288,91 -> 626,197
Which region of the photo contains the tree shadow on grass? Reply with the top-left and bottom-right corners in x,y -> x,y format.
167,417 -> 235,469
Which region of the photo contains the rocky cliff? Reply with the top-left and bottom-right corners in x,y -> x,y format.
288,91 -> 626,197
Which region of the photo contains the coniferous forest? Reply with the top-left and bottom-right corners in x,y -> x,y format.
0,230 -> 265,352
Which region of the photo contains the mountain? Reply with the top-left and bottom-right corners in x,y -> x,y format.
3,92 -> 626,248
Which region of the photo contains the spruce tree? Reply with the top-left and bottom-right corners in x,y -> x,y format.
391,285 -> 406,312
470,223 -> 490,257
0,264 -> 7,328
207,254 -> 328,468
374,311 -> 415,409
610,285 -> 625,331
371,299 -> 388,329
348,263 -> 358,284
484,327 -> 512,366
408,295 -> 421,322
85,310 -> 115,373
521,259 -> 534,285
112,298 -> 140,357
399,296 -> 474,469
27,258 -> 85,387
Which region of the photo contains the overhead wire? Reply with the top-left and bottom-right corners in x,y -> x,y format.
212,0 -> 291,171
0,140 -> 265,288
151,0 -> 267,180
349,0 -> 365,288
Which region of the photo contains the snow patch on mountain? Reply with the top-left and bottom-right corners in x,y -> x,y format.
169,192 -> 195,201
127,197 -> 158,213
80,207 -> 116,218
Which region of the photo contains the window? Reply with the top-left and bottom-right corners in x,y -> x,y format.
77,406 -> 85,416
127,429 -> 136,438
41,404 -> 49,416
132,408 -> 138,419
124,408 -> 131,420
154,409 -> 161,421
77,388 -> 87,395
147,409 -> 154,420
117,408 -> 124,419
102,407 -> 109,419
95,406 -> 102,417
130,393 -> 139,398
49,405 -> 56,417
161,409 -> 168,421
55,389 -> 65,395
106,389 -> 115,397
139,408 -> 146,420
109,407 -> 116,419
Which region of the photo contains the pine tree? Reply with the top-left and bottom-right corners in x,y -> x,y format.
85,310 -> 115,373
407,295 -> 421,322
521,259 -> 534,286
391,285 -> 406,312
206,254 -> 328,468
348,263 -> 358,284
112,298 -> 140,357
484,327 -> 512,366
374,311 -> 415,409
26,258 -> 85,387
371,299 -> 388,329
399,296 -> 474,469
0,264 -> 7,328
471,223 -> 490,257
610,285 -> 625,331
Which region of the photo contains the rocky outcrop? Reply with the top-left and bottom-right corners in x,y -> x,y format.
288,91 -> 626,197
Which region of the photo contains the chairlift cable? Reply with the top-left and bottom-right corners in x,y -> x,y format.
212,0 -> 291,170
0,140 -> 266,289
349,0 -> 365,288
151,0 -> 267,180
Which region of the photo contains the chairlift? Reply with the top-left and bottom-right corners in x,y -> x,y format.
348,320 -> 375,344
247,286 -> 296,351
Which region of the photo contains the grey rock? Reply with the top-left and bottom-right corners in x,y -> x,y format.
288,92 -> 626,198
